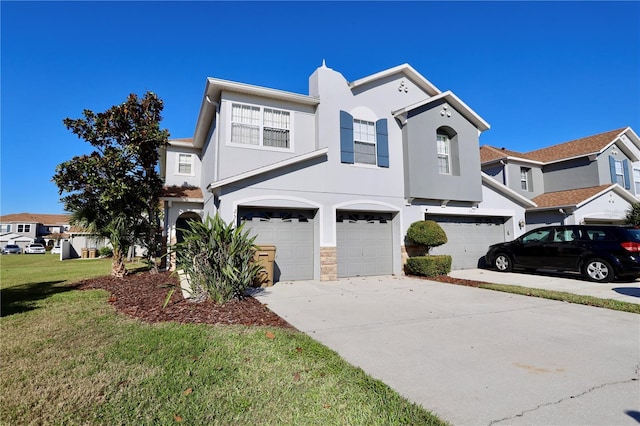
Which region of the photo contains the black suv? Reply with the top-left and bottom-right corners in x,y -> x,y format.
485,225 -> 640,282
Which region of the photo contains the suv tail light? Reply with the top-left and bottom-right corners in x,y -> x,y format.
621,242 -> 640,253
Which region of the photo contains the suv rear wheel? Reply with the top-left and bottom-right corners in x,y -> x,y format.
494,253 -> 513,272
582,258 -> 614,283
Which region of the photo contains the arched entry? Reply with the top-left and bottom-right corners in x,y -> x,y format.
175,212 -> 202,244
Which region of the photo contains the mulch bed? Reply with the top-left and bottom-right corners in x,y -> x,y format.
73,270 -> 487,329
74,271 -> 295,329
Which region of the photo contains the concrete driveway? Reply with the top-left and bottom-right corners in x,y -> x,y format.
450,268 -> 640,305
253,276 -> 640,426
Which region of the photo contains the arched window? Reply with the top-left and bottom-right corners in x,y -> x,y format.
436,126 -> 457,175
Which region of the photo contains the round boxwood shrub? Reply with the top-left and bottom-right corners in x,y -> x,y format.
406,220 -> 447,253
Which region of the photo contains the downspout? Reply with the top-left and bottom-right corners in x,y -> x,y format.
500,160 -> 508,186
206,96 -> 221,182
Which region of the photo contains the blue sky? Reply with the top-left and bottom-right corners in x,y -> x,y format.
2,1 -> 639,215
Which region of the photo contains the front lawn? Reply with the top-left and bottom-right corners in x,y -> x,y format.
0,255 -> 445,425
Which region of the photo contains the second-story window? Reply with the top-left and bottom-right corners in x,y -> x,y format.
353,119 -> 376,165
17,224 -> 31,233
520,167 -> 530,191
634,169 -> 640,194
436,133 -> 451,175
614,160 -> 625,186
231,103 -> 290,149
177,153 -> 193,175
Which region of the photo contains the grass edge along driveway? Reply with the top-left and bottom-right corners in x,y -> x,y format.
0,255 -> 445,425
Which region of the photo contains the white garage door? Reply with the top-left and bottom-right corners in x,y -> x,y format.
337,212 -> 393,278
239,209 -> 315,282
427,215 -> 506,270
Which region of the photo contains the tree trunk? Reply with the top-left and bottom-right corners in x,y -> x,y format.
111,248 -> 128,278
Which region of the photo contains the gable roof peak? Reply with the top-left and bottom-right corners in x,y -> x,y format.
524,127 -> 631,163
349,63 -> 441,96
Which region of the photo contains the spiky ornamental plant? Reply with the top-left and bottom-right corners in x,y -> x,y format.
172,214 -> 263,304
53,92 -> 169,277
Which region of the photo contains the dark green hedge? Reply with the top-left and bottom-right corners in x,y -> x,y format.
405,255 -> 452,277
406,221 -> 447,251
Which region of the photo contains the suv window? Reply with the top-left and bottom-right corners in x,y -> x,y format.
522,229 -> 552,243
584,228 -> 617,241
618,228 -> 640,242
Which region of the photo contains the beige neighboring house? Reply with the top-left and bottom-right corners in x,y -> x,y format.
0,213 -> 71,251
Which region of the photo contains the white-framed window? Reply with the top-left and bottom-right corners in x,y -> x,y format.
634,169 -> 640,194
0,224 -> 10,232
353,119 -> 376,165
17,224 -> 31,233
436,133 -> 451,175
615,160 -> 625,186
177,153 -> 194,175
520,167 -> 530,191
230,103 -> 291,149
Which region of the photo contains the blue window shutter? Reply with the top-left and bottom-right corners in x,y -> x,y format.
376,119 -> 389,168
609,156 -> 616,183
623,159 -> 631,189
340,110 -> 354,164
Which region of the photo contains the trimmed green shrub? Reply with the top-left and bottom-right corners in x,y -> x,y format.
405,255 -> 452,277
173,214 -> 263,304
406,220 -> 447,253
99,247 -> 113,257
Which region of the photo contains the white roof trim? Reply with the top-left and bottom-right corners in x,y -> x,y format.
392,91 -> 490,132
207,147 -> 329,192
159,196 -> 204,203
349,64 -> 441,96
206,77 -> 320,106
193,77 -> 320,149
481,172 -> 537,207
576,184 -> 638,208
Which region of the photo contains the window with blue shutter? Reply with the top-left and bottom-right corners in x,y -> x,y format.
609,156 -> 617,184
376,119 -> 389,168
340,110 -> 354,164
623,159 -> 631,190
340,111 -> 389,167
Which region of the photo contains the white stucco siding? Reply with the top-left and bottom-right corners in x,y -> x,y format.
573,190 -> 633,224
214,92 -> 317,180
164,145 -> 202,187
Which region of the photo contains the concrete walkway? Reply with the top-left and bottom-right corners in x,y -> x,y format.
253,276 -> 640,426
450,268 -> 640,305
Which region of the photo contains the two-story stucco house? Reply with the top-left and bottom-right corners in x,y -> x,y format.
0,213 -> 71,250
480,127 -> 640,230
161,63 -> 536,279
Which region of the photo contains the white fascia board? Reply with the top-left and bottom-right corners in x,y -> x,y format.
159,196 -> 204,203
421,205 -> 518,218
392,91 -> 490,132
207,147 -> 329,192
481,172 -> 538,207
576,184 -> 638,208
193,78 -> 320,149
206,78 -> 320,106
349,64 -> 441,96
168,140 -> 196,148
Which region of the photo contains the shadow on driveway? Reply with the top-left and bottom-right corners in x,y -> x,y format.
613,287 -> 640,298
1,280 -> 70,317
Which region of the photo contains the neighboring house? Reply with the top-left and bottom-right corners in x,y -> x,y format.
480,127 -> 640,229
0,213 -> 71,250
161,62 -> 534,277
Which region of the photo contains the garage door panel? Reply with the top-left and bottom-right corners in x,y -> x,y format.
428,215 -> 505,270
337,212 -> 393,278
240,209 -> 314,282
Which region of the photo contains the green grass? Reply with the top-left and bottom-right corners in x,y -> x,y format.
477,282 -> 640,314
0,255 -> 445,425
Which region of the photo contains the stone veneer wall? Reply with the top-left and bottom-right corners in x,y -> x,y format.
320,246 -> 337,281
